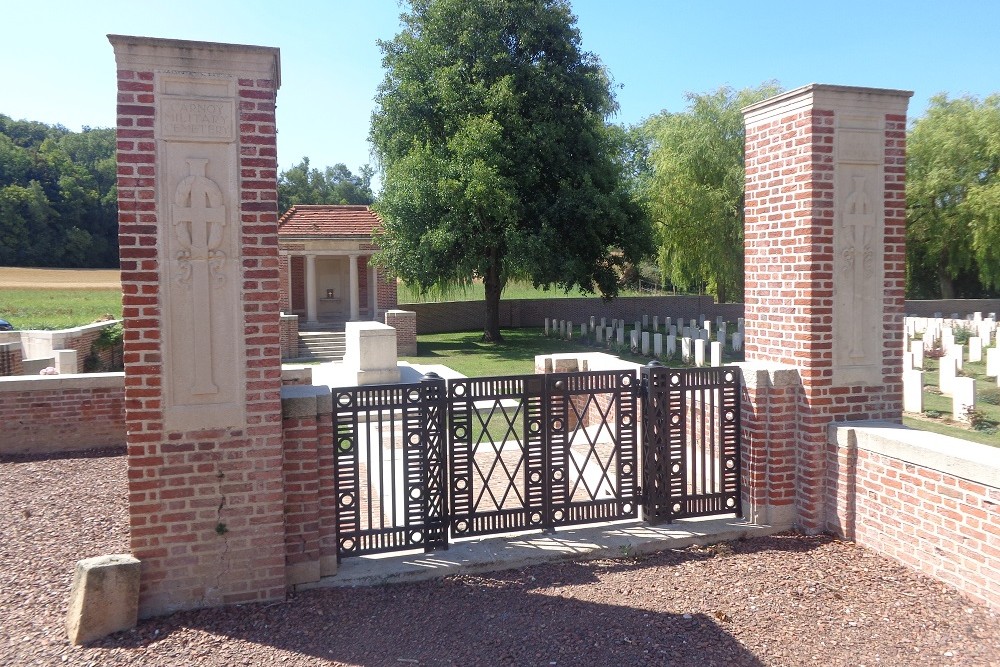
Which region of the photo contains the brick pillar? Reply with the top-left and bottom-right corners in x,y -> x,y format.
741,85 -> 911,532
110,35 -> 285,617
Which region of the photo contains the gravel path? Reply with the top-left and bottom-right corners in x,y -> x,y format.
2,451 -> 999,666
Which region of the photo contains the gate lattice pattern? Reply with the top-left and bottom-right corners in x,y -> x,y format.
333,365 -> 740,561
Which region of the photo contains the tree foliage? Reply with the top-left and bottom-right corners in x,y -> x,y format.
637,84 -> 781,303
0,115 -> 117,267
906,94 -> 1000,298
369,0 -> 651,341
277,157 -> 374,213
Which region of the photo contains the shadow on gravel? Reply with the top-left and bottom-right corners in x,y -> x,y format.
0,445 -> 125,464
88,536 -> 834,666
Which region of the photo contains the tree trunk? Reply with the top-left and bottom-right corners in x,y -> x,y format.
482,250 -> 504,343
938,266 -> 956,299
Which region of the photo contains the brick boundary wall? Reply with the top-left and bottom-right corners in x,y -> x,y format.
401,296 -> 743,335
385,310 -> 417,356
0,373 -> 125,456
395,298 -> 1000,336
827,423 -> 1000,610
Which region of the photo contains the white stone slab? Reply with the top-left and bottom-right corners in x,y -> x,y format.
970,336 -> 983,363
902,368 -> 923,413
681,337 -> 692,363
653,333 -> 663,358
912,344 -> 924,369
710,341 -> 722,367
939,355 -> 957,396
666,334 -> 676,357
641,331 -> 650,356
732,333 -> 743,352
953,376 -> 976,423
988,347 -> 1000,378
694,338 -> 706,367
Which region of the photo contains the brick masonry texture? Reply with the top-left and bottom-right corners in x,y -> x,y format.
116,60 -> 287,617
828,445 -> 1000,610
0,375 -> 125,455
385,310 -> 417,356
742,91 -> 907,533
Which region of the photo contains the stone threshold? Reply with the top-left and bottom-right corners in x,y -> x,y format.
297,516 -> 781,591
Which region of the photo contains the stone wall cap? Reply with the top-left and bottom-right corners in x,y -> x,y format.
281,384 -> 330,418
829,421 -> 1000,489
108,34 -> 280,87
743,83 -> 913,124
0,372 -> 124,392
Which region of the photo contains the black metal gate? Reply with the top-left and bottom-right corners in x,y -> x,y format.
333,363 -> 740,561
640,363 -> 742,523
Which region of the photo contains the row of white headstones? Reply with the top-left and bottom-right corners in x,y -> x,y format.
543,315 -> 745,368
904,312 -> 999,423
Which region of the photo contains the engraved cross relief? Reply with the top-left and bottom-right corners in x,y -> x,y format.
172,158 -> 226,395
842,175 -> 876,361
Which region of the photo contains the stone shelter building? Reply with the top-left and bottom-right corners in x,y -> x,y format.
277,204 -> 397,326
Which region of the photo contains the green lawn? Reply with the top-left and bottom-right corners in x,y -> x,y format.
910,355 -> 1000,447
0,288 -> 122,330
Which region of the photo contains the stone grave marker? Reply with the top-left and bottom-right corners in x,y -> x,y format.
953,377 -> 976,422
970,336 -> 983,363
694,338 -> 706,367
902,368 -> 923,413
939,355 -> 958,396
681,337 -> 692,363
710,341 -> 722,367
666,334 -> 676,357
653,333 -> 662,358
641,331 -> 650,356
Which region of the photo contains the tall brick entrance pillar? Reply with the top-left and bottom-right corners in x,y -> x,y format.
740,85 -> 911,532
110,36 -> 285,616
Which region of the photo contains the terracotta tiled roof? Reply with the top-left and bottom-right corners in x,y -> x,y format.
277,204 -> 381,237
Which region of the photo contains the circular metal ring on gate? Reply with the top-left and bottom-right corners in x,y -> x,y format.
671,463 -> 681,475
455,520 -> 468,533
453,384 -> 467,397
670,414 -> 681,425
726,497 -> 736,508
669,374 -> 681,386
622,414 -> 633,426
672,503 -> 682,513
552,469 -> 564,481
409,432 -> 421,445
528,420 -> 541,433
339,493 -> 354,508
725,370 -> 735,383
530,512 -> 542,524
341,537 -> 355,551
725,458 -> 736,470
554,380 -> 566,391
337,393 -> 353,407
529,471 -> 542,484
409,487 -> 422,500
724,410 -> 735,422
622,374 -> 632,386
410,530 -> 422,543
338,438 -> 353,453
453,425 -> 467,440
551,419 -> 563,431
623,503 -> 632,514
407,389 -> 421,403
621,462 -> 633,476
454,477 -> 468,491
553,509 -> 564,521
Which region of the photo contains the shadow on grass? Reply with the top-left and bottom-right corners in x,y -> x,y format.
88,534 -> 834,666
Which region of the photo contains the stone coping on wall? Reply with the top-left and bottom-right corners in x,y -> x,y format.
828,421 -> 1000,490
0,371 -> 125,391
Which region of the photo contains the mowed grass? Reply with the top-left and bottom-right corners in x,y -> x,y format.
0,288 -> 122,330
908,355 -> 1000,447
400,328 -> 582,376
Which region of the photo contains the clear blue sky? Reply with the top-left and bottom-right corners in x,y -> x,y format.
2,0 -> 997,186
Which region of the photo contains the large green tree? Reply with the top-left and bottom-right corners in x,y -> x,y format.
907,94 -> 1000,298
277,157 -> 374,213
638,84 -> 781,303
369,0 -> 651,342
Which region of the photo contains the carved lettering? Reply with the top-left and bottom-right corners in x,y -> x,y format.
160,98 -> 234,141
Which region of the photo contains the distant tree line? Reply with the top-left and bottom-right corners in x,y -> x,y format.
0,115 -> 118,267
0,114 -> 372,269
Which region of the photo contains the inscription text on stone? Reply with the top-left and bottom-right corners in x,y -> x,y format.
161,98 -> 234,142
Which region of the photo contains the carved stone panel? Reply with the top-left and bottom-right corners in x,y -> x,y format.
832,124 -> 884,385
157,75 -> 244,430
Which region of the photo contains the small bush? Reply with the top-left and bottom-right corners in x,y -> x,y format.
924,409 -> 942,419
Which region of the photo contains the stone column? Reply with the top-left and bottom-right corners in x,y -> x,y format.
741,85 -> 911,533
368,261 -> 378,320
305,254 -> 318,324
110,35 -> 285,617
348,253 -> 360,321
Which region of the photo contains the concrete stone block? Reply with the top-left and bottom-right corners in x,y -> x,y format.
66,554 -> 140,645
903,369 -> 923,413
953,377 -> 975,422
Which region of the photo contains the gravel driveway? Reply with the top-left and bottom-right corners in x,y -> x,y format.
2,450 -> 998,666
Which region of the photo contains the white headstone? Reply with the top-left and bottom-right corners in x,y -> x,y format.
544,318 -> 550,336
694,338 -> 706,367
939,355 -> 957,396
974,312 -> 983,322
953,343 -> 964,370
737,318 -> 745,333
912,344 -> 924,369
953,376 -> 976,423
590,316 -> 596,329
641,331 -> 650,356
596,325 -> 603,343
710,341 -> 722,367
669,325 -> 677,337
732,332 -> 744,352
580,323 -> 586,340
643,314 -> 649,329
653,333 -> 663,358
988,347 -> 1000,378
718,322 -> 727,344
664,317 -> 672,329
666,334 -> 677,357
653,316 -> 659,332
600,317 -> 606,329
566,321 -> 573,340
616,326 -> 624,346
970,336 -> 983,363
902,351 -> 913,371
902,368 -> 924,413
681,337 -> 692,363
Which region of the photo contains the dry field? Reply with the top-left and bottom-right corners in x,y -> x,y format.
0,267 -> 121,289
